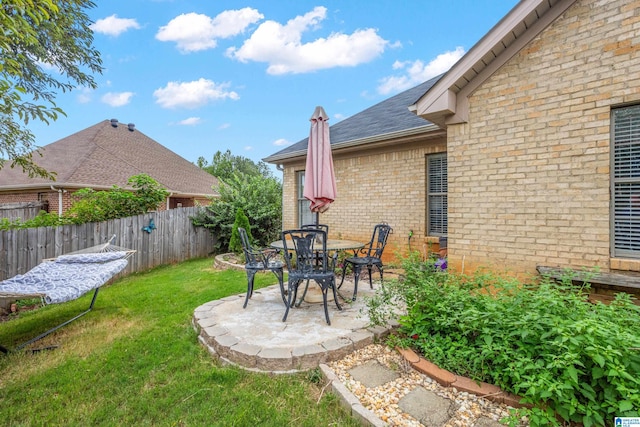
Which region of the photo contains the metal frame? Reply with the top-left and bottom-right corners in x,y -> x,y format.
238,227 -> 286,308
281,229 -> 342,325
1,287 -> 100,354
338,223 -> 393,301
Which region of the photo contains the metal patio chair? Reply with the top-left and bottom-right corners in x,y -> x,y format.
297,223 -> 330,304
338,223 -> 393,301
281,229 -> 342,325
238,227 -> 286,308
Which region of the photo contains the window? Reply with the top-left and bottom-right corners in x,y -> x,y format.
612,105 -> 640,258
426,153 -> 447,236
297,171 -> 314,227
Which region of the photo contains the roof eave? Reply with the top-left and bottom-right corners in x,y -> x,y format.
263,124 -> 443,164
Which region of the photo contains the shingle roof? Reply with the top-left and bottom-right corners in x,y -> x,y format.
0,120 -> 218,197
263,75 -> 442,162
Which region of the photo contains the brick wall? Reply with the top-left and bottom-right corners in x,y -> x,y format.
282,138 -> 446,261
446,0 -> 640,274
0,190 -> 204,216
0,193 -> 40,204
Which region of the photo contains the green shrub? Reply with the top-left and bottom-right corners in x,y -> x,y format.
365,258 -> 640,427
191,172 -> 282,252
229,208 -> 251,254
66,174 -> 168,223
0,174 -> 169,229
0,211 -> 72,230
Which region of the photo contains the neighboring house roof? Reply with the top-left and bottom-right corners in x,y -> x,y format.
264,75 -> 444,163
410,0 -> 577,127
0,119 -> 218,198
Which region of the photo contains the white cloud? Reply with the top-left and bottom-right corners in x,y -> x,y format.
243,145 -> 253,151
153,78 -> 239,109
91,15 -> 141,37
178,117 -> 201,125
218,123 -> 231,130
226,6 -> 387,75
101,91 -> 134,107
77,87 -> 93,104
273,138 -> 290,146
377,47 -> 465,95
156,8 -> 263,53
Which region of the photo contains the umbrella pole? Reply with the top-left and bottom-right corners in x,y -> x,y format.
315,212 -> 319,225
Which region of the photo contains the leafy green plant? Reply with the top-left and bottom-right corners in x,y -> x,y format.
0,211 -> 73,230
66,174 -> 169,223
229,208 -> 251,254
365,258 -> 640,427
192,167 -> 282,253
0,0 -> 103,179
0,175 -> 169,229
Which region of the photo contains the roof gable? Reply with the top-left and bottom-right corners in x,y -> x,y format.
0,120 -> 218,197
410,0 -> 577,127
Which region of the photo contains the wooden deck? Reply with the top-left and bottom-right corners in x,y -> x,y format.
536,266 -> 640,301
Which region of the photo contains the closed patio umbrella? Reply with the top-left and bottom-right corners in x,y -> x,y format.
303,106 -> 337,221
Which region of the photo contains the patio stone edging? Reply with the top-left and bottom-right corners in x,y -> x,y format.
319,363 -> 386,427
213,253 -> 245,271
193,324 -> 390,374
395,347 -> 531,409
191,295 -> 394,374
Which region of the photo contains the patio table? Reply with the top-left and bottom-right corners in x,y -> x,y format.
269,238 -> 364,254
270,238 -> 364,304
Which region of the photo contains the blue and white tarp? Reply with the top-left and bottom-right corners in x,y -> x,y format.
0,251 -> 129,304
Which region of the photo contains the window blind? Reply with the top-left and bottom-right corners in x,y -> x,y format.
427,153 -> 448,236
613,105 -> 640,257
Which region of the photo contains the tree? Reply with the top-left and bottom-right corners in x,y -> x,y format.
198,150 -> 274,182
0,0 -> 103,179
193,153 -> 282,253
228,208 -> 251,254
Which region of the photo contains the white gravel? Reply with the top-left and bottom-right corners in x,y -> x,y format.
328,344 -> 528,427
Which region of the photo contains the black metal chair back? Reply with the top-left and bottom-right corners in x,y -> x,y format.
281,229 -> 328,274
280,229 -> 341,325
238,227 -> 286,308
338,223 -> 393,301
238,227 -> 260,266
301,223 -> 329,235
364,223 -> 392,259
300,224 -> 329,265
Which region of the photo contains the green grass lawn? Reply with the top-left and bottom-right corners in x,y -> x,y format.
0,258 -> 360,426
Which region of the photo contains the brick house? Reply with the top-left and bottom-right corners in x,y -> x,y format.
0,119 -> 218,217
265,0 -> 640,280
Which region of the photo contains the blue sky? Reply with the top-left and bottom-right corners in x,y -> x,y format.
29,0 -> 518,168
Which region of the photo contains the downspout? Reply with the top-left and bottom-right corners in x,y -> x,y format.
50,185 -> 66,217
166,192 -> 173,210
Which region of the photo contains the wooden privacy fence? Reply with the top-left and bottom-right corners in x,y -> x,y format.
0,202 -> 47,222
0,207 -> 215,281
